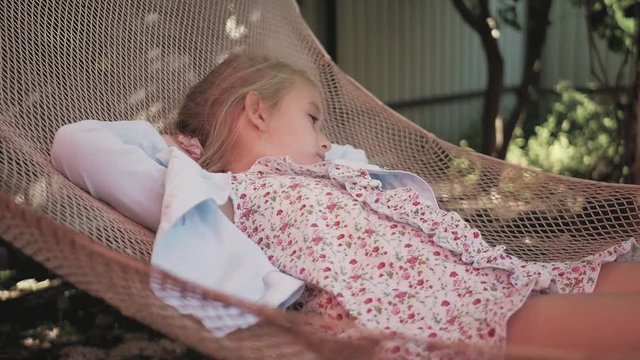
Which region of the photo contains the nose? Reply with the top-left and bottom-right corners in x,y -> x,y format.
319,133 -> 331,153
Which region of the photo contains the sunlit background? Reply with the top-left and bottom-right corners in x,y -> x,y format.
298,0 -> 637,183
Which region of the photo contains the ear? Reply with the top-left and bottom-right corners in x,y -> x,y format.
244,91 -> 268,133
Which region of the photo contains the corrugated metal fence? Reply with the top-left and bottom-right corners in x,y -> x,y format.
299,0 -> 631,145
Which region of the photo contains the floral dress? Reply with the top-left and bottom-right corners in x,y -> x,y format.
229,157 -> 636,357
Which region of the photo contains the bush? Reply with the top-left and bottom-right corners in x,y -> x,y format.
506,82 -> 624,182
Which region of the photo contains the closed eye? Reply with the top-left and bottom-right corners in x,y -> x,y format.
308,114 -> 319,124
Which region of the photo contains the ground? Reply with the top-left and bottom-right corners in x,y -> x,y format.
0,241 -> 209,360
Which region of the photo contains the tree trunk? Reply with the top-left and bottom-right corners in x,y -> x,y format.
480,31 -> 504,157
452,0 -> 504,156
497,0 -> 552,160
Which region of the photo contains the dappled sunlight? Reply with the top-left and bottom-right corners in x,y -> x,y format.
485,17 -> 500,39
144,12 -> 160,25
128,89 -> 146,105
28,177 -> 48,209
22,325 -> 64,350
226,15 -> 247,40
134,102 -> 163,121
0,278 -> 63,301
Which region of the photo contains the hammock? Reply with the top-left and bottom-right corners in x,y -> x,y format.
1,0 -> 639,358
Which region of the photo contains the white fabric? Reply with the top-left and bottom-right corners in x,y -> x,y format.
325,143 -> 369,164
51,120 -> 304,336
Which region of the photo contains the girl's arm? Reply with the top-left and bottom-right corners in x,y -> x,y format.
51,120 -> 168,230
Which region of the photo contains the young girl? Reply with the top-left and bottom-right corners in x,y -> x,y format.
55,52 -> 640,357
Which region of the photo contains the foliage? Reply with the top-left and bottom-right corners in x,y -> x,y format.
506,82 -> 625,182
572,0 -> 637,54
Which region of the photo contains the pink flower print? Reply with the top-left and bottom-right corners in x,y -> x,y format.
390,346 -> 401,354
228,157 -> 622,346
337,233 -> 345,240
278,223 -> 289,232
241,209 -> 252,219
325,297 -> 333,305
263,191 -> 271,198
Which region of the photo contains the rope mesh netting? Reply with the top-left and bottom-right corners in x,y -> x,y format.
2,0 -> 639,358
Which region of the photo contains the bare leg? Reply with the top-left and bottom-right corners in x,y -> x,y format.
507,293 -> 640,356
594,262 -> 640,294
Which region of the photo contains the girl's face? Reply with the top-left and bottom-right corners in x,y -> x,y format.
261,80 -> 331,165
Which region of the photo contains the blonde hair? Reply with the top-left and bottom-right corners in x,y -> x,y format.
174,52 -> 317,172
